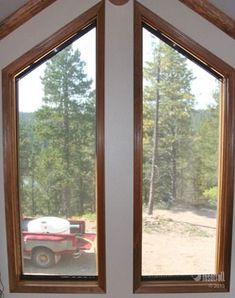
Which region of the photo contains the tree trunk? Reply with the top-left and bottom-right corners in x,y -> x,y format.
147,58 -> 161,215
171,142 -> 177,202
31,169 -> 36,215
63,85 -> 72,217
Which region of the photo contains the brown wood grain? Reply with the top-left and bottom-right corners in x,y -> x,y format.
109,0 -> 129,5
0,0 -> 57,40
133,1 -> 235,293
96,0 -> 106,293
133,1 -> 143,292
179,0 -> 235,40
2,1 -> 106,293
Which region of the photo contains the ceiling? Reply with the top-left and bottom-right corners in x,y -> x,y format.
0,0 -> 234,25
0,0 -> 27,23
209,0 -> 235,20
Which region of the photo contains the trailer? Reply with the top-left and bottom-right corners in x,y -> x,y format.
22,217 -> 96,268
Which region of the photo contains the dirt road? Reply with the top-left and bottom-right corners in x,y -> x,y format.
142,206 -> 217,276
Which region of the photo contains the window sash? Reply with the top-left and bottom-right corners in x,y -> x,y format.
133,2 -> 235,293
2,2 -> 105,293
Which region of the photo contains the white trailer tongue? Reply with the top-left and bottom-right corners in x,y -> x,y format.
27,216 -> 70,234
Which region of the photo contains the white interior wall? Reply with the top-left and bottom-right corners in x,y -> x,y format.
0,0 -> 234,297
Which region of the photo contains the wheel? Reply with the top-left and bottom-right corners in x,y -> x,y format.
32,247 -> 55,268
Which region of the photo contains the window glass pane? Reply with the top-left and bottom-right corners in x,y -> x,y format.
18,27 -> 97,276
142,27 -> 221,276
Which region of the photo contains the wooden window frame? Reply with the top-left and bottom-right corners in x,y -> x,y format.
178,0 -> 235,40
2,1 -> 105,294
133,1 -> 235,293
0,0 -> 57,40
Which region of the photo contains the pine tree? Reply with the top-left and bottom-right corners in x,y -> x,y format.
35,45 -> 95,217
143,40 -> 195,214
19,113 -> 40,215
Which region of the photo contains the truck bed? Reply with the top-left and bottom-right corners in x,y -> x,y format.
77,233 -> 96,251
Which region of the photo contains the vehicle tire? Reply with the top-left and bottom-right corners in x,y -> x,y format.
32,247 -> 55,268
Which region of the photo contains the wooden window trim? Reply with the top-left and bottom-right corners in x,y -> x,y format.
2,1 -> 105,293
0,0 -> 57,40
133,1 -> 235,293
109,0 -> 129,5
178,0 -> 235,40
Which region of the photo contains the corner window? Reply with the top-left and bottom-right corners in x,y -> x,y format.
134,2 -> 235,293
2,2 -> 105,293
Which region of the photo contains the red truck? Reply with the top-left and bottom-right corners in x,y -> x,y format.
22,217 -> 96,268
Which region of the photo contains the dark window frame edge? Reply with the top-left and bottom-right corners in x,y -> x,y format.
133,1 -> 235,293
2,1 -> 105,294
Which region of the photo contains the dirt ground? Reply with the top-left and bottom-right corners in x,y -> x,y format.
24,206 -> 217,276
142,205 -> 217,276
24,252 -> 96,275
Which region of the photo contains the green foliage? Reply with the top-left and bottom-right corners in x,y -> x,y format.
191,93 -> 219,206
19,44 -> 96,217
143,40 -> 195,211
143,36 -> 220,212
82,212 -> 96,221
203,187 -> 218,205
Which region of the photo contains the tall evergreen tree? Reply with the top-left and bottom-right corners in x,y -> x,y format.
143,40 -> 195,214
34,45 -> 95,217
19,113 -> 40,215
